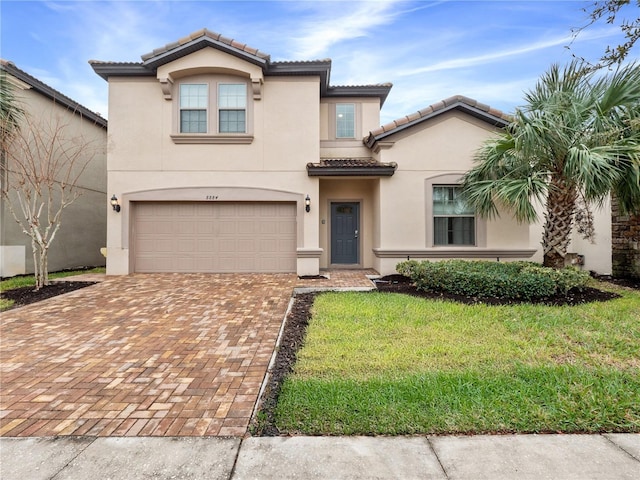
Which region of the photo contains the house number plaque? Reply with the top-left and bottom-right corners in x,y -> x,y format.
205,195 -> 219,200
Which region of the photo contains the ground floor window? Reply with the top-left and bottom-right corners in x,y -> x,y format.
433,186 -> 475,245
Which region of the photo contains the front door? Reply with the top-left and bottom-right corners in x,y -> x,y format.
331,202 -> 359,264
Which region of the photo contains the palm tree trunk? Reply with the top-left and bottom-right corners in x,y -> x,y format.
542,176 -> 577,269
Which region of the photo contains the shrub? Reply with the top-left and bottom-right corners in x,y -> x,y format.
395,260 -> 590,301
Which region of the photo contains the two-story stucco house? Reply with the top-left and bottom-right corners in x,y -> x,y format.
1,60 -> 107,277
90,29 -> 538,277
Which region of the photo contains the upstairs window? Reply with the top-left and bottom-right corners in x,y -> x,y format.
180,84 -> 208,133
218,84 -> 246,133
336,103 -> 355,138
433,186 -> 475,245
173,77 -> 252,143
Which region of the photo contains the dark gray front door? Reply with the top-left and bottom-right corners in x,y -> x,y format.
331,202 -> 359,264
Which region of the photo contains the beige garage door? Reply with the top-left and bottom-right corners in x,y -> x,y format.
133,202 -> 296,273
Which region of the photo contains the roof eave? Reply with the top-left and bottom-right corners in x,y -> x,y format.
89,62 -> 155,81
325,84 -> 393,107
266,61 -> 331,95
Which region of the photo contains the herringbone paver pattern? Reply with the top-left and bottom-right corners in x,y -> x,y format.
1,274 -> 297,437
297,269 -> 378,288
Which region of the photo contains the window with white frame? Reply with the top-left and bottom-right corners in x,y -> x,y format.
218,84 -> 246,133
180,84 -> 208,133
336,103 -> 355,138
433,186 -> 475,245
177,80 -> 248,135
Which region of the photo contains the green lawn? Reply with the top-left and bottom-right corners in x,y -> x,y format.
0,267 -> 105,310
275,284 -> 640,435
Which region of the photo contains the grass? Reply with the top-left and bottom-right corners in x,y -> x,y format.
0,267 -> 105,310
275,283 -> 640,435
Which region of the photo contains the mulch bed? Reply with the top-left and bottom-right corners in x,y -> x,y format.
373,274 -> 622,306
252,275 -> 634,436
1,282 -> 97,310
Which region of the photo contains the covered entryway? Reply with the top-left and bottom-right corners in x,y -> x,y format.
133,201 -> 296,273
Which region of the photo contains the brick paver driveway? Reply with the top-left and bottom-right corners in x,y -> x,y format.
1,274 -> 297,437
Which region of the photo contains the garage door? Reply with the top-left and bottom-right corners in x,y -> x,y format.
133,202 -> 296,273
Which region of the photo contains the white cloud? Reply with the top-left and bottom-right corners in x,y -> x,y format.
288,0 -> 430,59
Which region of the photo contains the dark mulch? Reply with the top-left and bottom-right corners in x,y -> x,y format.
1,282 -> 97,310
252,274 -> 630,436
252,292 -> 316,436
592,274 -> 640,290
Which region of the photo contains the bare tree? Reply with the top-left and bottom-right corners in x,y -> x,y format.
1,110 -> 104,289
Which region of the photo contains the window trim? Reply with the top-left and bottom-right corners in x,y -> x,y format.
425,174 -> 486,248
171,74 -> 254,144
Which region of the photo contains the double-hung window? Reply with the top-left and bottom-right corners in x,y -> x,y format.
177,80 -> 249,136
180,84 -> 208,133
336,103 -> 355,138
433,186 -> 475,245
218,84 -> 246,133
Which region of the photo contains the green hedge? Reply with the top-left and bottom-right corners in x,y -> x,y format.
396,260 -> 590,301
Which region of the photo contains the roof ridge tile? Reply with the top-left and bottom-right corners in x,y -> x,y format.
140,28 -> 270,62
368,95 -> 511,139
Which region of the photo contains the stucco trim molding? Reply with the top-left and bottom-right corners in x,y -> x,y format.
372,248 -> 537,259
170,134 -> 254,144
297,248 -> 323,258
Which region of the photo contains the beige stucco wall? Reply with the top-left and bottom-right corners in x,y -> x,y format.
105,54 -> 323,274
320,97 -> 380,159
529,196 -> 612,274
372,111 -> 533,275
1,78 -> 107,276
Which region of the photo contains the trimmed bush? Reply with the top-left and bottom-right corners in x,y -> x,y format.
395,260 -> 590,301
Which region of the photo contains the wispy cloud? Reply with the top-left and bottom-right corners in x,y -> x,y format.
289,0 -> 437,59
396,27 -> 620,77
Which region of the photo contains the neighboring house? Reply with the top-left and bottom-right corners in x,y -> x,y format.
611,195 -> 640,279
0,60 -> 107,277
91,29 -> 559,276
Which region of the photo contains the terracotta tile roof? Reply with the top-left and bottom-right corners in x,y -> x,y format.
1,60 -> 107,127
141,28 -> 270,62
89,29 -> 391,105
307,158 -> 397,176
366,95 -> 511,147
314,158 -> 381,167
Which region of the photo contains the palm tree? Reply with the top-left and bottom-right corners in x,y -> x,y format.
461,60 -> 640,269
1,69 -> 24,148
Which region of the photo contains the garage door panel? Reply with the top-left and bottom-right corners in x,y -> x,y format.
218,204 -> 238,217
237,220 -> 256,234
278,221 -> 296,235
133,201 -> 297,273
218,220 -> 237,235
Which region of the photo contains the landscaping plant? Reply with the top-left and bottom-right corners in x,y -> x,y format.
396,259 -> 590,300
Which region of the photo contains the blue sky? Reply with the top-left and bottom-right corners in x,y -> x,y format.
1,1 -> 636,123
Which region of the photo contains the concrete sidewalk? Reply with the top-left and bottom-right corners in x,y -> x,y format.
1,433 -> 639,479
